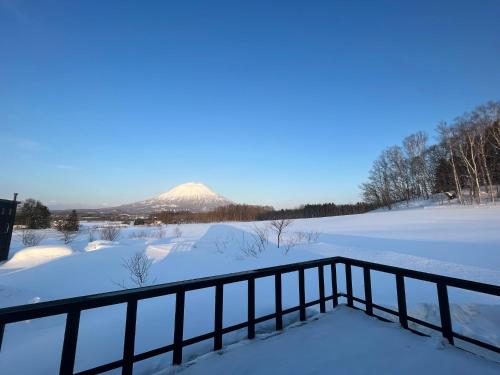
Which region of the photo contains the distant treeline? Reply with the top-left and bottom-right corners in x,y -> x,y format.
255,202 -> 378,220
150,202 -> 377,224
151,204 -> 272,224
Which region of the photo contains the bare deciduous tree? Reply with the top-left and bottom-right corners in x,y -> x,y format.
362,101 -> 500,208
253,225 -> 268,250
60,230 -> 78,244
174,225 -> 183,238
100,226 -> 121,241
437,122 -> 464,204
269,219 -> 293,248
20,229 -> 44,247
120,252 -> 155,288
238,232 -> 259,258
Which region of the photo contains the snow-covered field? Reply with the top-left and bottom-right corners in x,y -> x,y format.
1,205 -> 499,373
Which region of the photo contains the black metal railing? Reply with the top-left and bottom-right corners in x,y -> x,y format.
0,256 -> 499,374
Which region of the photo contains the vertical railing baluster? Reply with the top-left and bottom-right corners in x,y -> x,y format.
274,273 -> 283,330
363,267 -> 373,316
59,310 -> 81,375
318,265 -> 326,313
331,263 -> 338,308
437,283 -> 454,345
0,323 -> 4,352
299,268 -> 306,321
172,291 -> 186,365
214,284 -> 224,350
396,274 -> 408,329
345,263 -> 353,307
248,278 -> 255,339
123,300 -> 138,374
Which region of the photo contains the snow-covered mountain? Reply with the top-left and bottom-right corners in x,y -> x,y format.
117,182 -> 233,213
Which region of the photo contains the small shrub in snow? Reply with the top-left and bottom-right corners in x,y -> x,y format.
100,226 -> 121,241
151,227 -> 167,239
213,237 -> 229,254
283,236 -> 299,254
253,225 -> 269,251
295,230 -> 322,244
174,225 -> 183,238
237,230 -> 269,258
269,219 -> 294,248
282,231 -> 321,254
60,230 -> 78,244
20,229 -> 44,247
294,231 -> 306,243
239,232 -> 259,258
308,231 -> 321,243
119,252 -> 155,288
129,230 -> 148,239
88,226 -> 98,242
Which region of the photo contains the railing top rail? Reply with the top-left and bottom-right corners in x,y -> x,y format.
0,256 -> 338,323
0,255 -> 498,324
337,257 -> 500,296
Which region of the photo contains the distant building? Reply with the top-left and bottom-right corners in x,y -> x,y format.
0,194 -> 19,261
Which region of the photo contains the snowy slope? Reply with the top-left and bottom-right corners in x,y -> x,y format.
0,205 -> 499,374
117,182 -> 233,213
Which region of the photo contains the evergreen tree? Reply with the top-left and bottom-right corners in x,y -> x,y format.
17,199 -> 51,229
63,210 -> 79,232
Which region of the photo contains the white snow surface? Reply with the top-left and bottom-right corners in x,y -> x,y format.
3,245 -> 73,269
164,306 -> 499,375
0,205 -> 499,374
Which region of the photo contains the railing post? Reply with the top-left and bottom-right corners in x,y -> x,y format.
331,263 -> 338,308
172,291 -> 185,365
437,283 -> 454,345
214,284 -> 224,350
363,267 -> 373,316
396,275 -> 408,329
345,263 -> 353,307
274,273 -> 283,330
248,278 -> 255,339
299,268 -> 306,321
318,265 -> 326,313
59,309 -> 81,375
0,323 -> 4,352
123,300 -> 138,374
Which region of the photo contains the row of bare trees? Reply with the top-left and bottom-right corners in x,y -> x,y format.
361,101 -> 499,208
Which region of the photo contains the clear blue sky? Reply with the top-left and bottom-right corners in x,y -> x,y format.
1,0 -> 499,209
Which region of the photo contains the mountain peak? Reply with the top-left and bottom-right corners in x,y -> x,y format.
157,182 -> 221,201
118,182 -> 233,213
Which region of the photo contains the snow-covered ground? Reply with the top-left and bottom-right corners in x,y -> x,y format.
0,205 -> 499,373
166,306 -> 499,375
